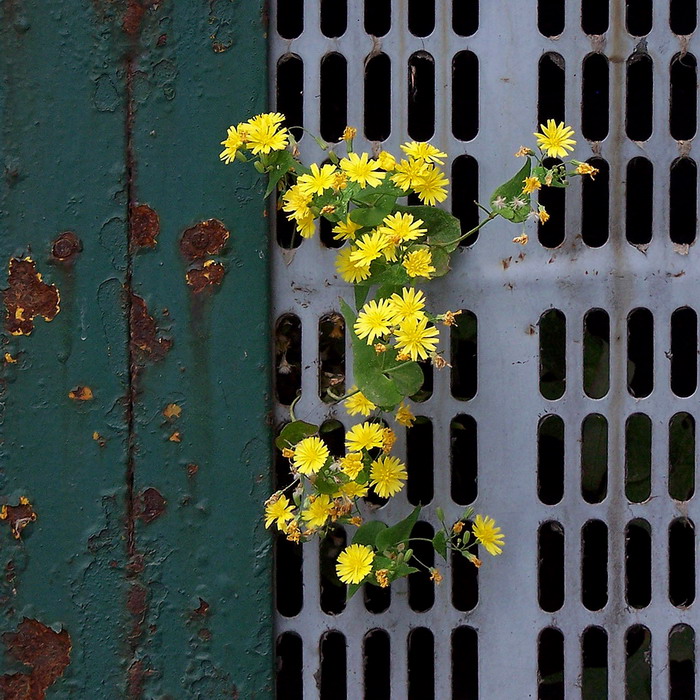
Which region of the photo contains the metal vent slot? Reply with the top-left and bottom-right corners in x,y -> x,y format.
453,0 -> 478,36
581,413 -> 608,503
407,52 -> 435,140
626,53 -> 654,141
625,519 -> 652,608
538,521 -> 565,612
670,52 -> 697,140
582,53 -> 609,141
320,631 -> 348,699
277,632 -> 304,700
364,53 -> 391,141
364,630 -> 391,699
452,414 -> 478,504
321,0 -> 347,38
582,0 -> 609,34
453,51 -> 479,141
538,627 -> 564,699
451,156 -> 480,242
669,411 -> 695,501
408,0 -> 435,37
669,624 -> 695,698
407,417 -> 434,505
670,0 -> 697,34
581,520 -> 609,610
538,0 -> 565,37
538,159 -> 566,247
538,415 -> 565,505
669,518 -> 696,607
626,0 -> 653,36
538,53 -> 565,127
320,53 -> 348,142
452,626 -> 479,699
581,627 -> 609,700
539,309 -> 566,399
407,628 -> 435,699
669,157 -> 697,244
364,0 -> 390,36
625,626 -> 652,698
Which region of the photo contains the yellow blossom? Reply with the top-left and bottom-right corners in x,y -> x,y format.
576,162 -> 599,178
285,520 -> 302,543
293,436 -> 330,475
391,158 -> 428,190
395,401 -> 415,427
522,176 -> 541,194
335,247 -> 372,283
346,421 -> 385,452
339,452 -> 364,479
394,316 -> 440,361
345,388 -> 377,416
400,141 -> 447,164
472,514 -> 505,556
320,205 -> 336,215
340,152 -> 386,188
537,206 -> 550,224
264,494 -> 295,529
335,481 -> 369,500
375,569 -> 390,587
219,124 -> 248,163
376,150 -> 397,171
333,171 -> 349,191
413,165 -> 449,205
452,521 -> 465,534
244,112 -> 289,154
342,126 -> 357,141
282,184 -> 312,222
374,343 -> 387,353
282,447 -> 295,459
350,516 -> 363,527
534,119 -> 576,159
377,212 -> 427,245
297,163 -> 338,196
302,494 -> 333,529
429,568 -> 443,584
402,249 -> 435,279
388,287 -> 426,324
350,231 -> 390,268
354,298 -> 394,344
296,213 -> 316,239
332,218 -> 363,241
336,544 -> 375,584
382,427 -> 396,453
370,455 -> 407,497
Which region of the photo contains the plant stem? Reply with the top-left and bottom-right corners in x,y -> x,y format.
436,211 -> 497,248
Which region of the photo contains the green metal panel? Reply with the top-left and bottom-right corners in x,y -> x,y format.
0,1 -> 271,697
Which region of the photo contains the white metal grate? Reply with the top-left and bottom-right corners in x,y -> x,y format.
271,1 -> 700,697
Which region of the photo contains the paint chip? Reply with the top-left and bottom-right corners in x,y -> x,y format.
0,497 -> 37,539
3,258 -> 60,335
4,353 -> 16,364
69,386 -> 93,401
169,431 -> 181,443
163,403 -> 181,419
185,260 -> 225,292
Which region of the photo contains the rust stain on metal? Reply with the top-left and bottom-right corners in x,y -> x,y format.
127,584 -> 147,620
136,488 -> 166,524
0,498 -> 37,540
68,386 -> 94,401
92,431 -> 107,447
3,258 -> 60,336
129,293 -> 172,364
130,204 -> 160,249
162,403 -> 181,419
179,219 -> 229,261
190,598 -> 210,618
0,618 -> 71,699
186,463 -> 199,478
185,260 -> 225,292
168,431 -> 181,443
126,659 -> 145,699
51,232 -> 82,262
122,0 -> 146,35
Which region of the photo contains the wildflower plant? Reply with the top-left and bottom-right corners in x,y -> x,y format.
220,114 -> 594,594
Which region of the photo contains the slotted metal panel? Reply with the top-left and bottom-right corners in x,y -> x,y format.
271,1 -> 700,697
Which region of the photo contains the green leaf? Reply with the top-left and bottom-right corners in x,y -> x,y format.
352,520 -> 388,547
430,245 -> 451,278
346,582 -> 361,600
394,204 -> 462,253
357,263 -> 411,288
490,159 -> 532,223
274,420 -> 318,450
432,530 -> 447,560
384,358 -> 424,398
349,195 -> 396,226
264,150 -> 303,197
314,473 -> 339,495
354,285 -> 370,309
375,505 -> 422,552
394,562 -> 419,578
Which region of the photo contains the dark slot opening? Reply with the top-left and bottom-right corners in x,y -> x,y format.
452,537 -> 478,611
320,527 -> 347,614
452,415 -> 478,505
582,627 -> 608,700
538,158 -> 566,247
671,53 -> 697,140
538,0 -> 565,36
670,0 -> 697,34
276,533 -> 303,617
277,191 -> 302,249
452,156 -> 480,244
408,52 -> 435,141
625,626 -> 651,699
320,53 -> 348,143
582,0 -> 609,34
277,0 -> 303,39
625,413 -> 652,503
626,54 -> 653,141
538,521 -> 565,612
408,628 -> 434,700
582,520 -> 608,610
669,412 -> 695,501
320,419 -> 345,457
320,216 -> 343,249
669,518 -> 695,607
452,52 -> 479,141
626,0 -> 653,35
276,632 -> 303,700
453,0 -> 479,36
627,308 -> 654,397
583,308 -> 610,396
670,157 -> 697,244
364,575 -> 391,613
408,521 -> 435,611
277,55 -> 304,141
363,630 -> 391,700
538,53 -> 565,127
626,157 -> 654,244
625,519 -> 652,608
319,312 -> 345,403
409,0 -> 435,36
452,626 -> 478,699
582,54 -> 610,141
538,628 -> 564,699
538,415 -> 565,506
407,417 -> 434,505
669,625 -> 695,700
451,310 -> 478,399
365,53 -> 391,141
539,309 -> 566,399
581,414 -> 608,504
411,359 -> 433,402
321,0 -> 346,37
275,436 -> 295,491
365,0 -> 391,36
275,314 -> 302,406
671,307 -> 697,397
320,631 -> 347,700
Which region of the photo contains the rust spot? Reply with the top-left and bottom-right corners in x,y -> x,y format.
501,256 -> 512,270
191,598 -> 210,618
123,0 -> 146,35
156,33 -> 167,46
3,258 -> 60,336
0,618 -> 71,699
126,659 -> 145,699
4,353 -> 16,364
129,294 -> 172,364
186,463 -> 198,478
68,386 -> 93,401
92,431 -> 107,447
179,219 -> 229,261
0,498 -> 36,540
185,260 -> 225,292
162,403 -> 181,419
127,584 -> 147,618
130,204 -> 159,249
51,232 -> 82,262
126,554 -> 145,575
197,628 -> 212,641
137,488 -> 166,524
168,431 -> 181,443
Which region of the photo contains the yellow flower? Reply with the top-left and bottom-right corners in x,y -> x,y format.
413,164 -> 449,205
339,452 -> 364,479
354,298 -> 394,344
284,520 -> 301,543
293,436 -> 330,475
382,427 -> 396,453
576,162 -> 599,178
219,124 -> 248,163
342,126 -> 357,141
402,249 -> 435,279
335,481 -> 368,499
333,218 -> 363,242
391,158 -> 428,190
376,150 -> 397,171
400,141 -> 447,164
472,514 -> 505,556
333,171 -> 349,191
297,163 -> 338,196
375,569 -> 390,587
244,113 -> 289,154
388,287 -> 426,324
534,120 -> 576,159
350,231 -> 389,268
264,494 -> 295,529
452,521 -> 465,534
345,388 -> 377,416
377,212 -> 427,245
282,184 -> 312,222
522,176 -> 541,194
395,401 -> 415,427
296,213 -> 316,239
336,543 -> 375,584
394,316 -> 440,361
429,568 -> 443,584
335,247 -> 372,283
537,205 -> 550,224
340,152 -> 386,188
346,421 -> 385,452
370,455 -> 407,497
302,494 -> 333,529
